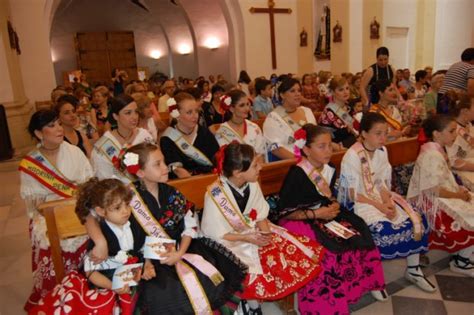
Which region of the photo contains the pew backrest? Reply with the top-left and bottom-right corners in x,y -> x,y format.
38,198 -> 85,283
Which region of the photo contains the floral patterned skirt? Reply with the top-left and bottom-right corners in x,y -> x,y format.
25,219 -> 88,311
240,230 -> 325,301
281,220 -> 385,315
27,271 -> 137,315
368,215 -> 429,259
430,209 -> 474,253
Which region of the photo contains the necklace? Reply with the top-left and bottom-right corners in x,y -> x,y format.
116,128 -> 133,141
362,142 -> 376,153
285,108 -> 297,114
41,144 -> 60,152
230,119 -> 244,126
176,124 -> 195,136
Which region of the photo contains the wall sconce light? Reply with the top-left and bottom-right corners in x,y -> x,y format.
204,37 -> 220,50
150,50 -> 161,59
178,44 -> 192,55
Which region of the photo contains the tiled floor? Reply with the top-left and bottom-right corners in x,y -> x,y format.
0,157 -> 473,315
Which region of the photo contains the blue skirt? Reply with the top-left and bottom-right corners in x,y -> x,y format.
368,215 -> 429,260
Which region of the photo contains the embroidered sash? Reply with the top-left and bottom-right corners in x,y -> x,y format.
18,150 -> 76,198
369,104 -> 402,131
327,103 -> 359,136
217,124 -> 244,145
162,127 -> 213,167
95,136 -> 134,182
352,142 -> 423,240
208,180 -> 315,258
297,159 -> 332,198
130,186 -> 220,314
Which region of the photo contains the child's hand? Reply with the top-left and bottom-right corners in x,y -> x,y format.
114,284 -> 130,295
379,203 -> 397,220
314,203 -> 339,220
90,241 -> 108,264
160,249 -> 183,266
244,232 -> 271,247
142,260 -> 156,280
457,188 -> 471,202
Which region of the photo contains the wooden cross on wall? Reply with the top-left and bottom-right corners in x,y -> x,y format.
249,0 -> 292,69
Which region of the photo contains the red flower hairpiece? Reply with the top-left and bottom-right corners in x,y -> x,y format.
213,144 -> 228,175
220,95 -> 232,113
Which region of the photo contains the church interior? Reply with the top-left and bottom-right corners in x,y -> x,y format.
0,0 -> 473,314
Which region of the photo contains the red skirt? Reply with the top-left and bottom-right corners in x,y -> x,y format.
28,271 -> 137,315
429,209 -> 474,253
241,231 -> 325,301
25,220 -> 89,311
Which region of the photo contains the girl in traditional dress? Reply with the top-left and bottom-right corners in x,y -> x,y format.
29,178 -> 154,315
368,79 -> 411,141
91,94 -> 153,183
263,78 -> 318,160
339,112 -> 436,292
407,115 -> 474,276
277,124 -> 386,314
160,92 -> 219,179
215,89 -> 267,156
120,142 -> 247,314
201,143 -> 325,314
19,110 -> 103,310
444,91 -> 474,171
318,76 -> 359,148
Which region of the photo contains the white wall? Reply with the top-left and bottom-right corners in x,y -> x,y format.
382,0 -> 417,71
239,0 -> 298,79
9,0 -> 56,103
433,0 -> 473,70
349,0 -> 363,73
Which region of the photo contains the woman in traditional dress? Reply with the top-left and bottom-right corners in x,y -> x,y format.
201,143 -> 325,314
160,92 -> 219,179
339,112 -> 436,292
407,115 -> 474,276
444,91 -> 474,171
368,79 -> 411,141
133,93 -> 158,142
278,124 -> 386,314
54,96 -> 93,157
91,94 -> 153,184
318,76 -> 359,148
19,110 -> 102,310
263,78 -> 317,160
215,89 -> 267,156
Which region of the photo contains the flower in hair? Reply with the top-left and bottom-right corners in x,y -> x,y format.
123,152 -> 140,175
213,144 -> 229,175
220,95 -> 232,112
294,129 -> 307,149
167,98 -> 180,119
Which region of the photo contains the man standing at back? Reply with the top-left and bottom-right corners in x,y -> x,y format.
438,48 -> 474,113
360,46 -> 397,106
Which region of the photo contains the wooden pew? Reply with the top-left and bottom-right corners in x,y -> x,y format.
38,198 -> 85,283
159,111 -> 170,127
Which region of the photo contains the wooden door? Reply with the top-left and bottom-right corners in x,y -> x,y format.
75,31 -> 137,85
